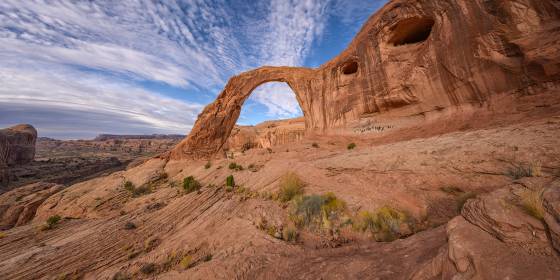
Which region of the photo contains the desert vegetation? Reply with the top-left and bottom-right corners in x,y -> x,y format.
41,214 -> 62,231
182,176 -> 202,193
228,162 -> 243,171
347,143 -> 356,150
520,187 -> 545,220
123,180 -> 151,197
506,161 -> 542,179
352,206 -> 410,241
277,172 -> 305,202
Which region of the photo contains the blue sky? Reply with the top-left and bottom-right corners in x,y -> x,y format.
0,0 -> 386,139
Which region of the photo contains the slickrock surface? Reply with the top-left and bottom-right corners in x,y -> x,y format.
1,0 -> 559,279
171,0 -> 560,159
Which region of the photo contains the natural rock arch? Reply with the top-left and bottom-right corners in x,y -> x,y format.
170,66 -> 319,159
171,0 -> 560,160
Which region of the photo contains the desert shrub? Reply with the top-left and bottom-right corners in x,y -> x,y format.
204,161 -> 212,169
507,162 -> 541,179
42,215 -> 62,230
347,143 -> 356,150
0,232 -> 6,239
282,226 -> 298,242
456,192 -> 476,212
123,180 -> 151,197
140,263 -> 157,274
312,143 -> 319,148
290,193 -> 346,230
182,176 -> 202,193
228,162 -> 243,171
123,181 -> 135,192
180,255 -> 192,269
353,206 -> 407,242
277,172 -> 305,202
520,187 -> 545,220
241,142 -> 254,152
124,222 -> 136,230
144,238 -> 161,253
203,254 -> 212,262
157,172 -> 168,181
226,175 -> 235,187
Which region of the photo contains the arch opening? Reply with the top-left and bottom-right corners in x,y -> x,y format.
238,82 -> 303,126
388,17 -> 435,46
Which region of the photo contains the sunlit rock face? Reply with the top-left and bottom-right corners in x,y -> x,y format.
171,0 -> 560,159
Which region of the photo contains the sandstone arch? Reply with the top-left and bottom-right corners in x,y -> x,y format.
170,66 -> 320,159
171,0 -> 560,160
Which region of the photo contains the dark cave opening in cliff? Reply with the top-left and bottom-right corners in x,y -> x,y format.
341,61 -> 359,75
388,17 -> 435,46
237,82 -> 303,127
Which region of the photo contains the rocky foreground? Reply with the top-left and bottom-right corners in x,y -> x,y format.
1,0 -> 560,279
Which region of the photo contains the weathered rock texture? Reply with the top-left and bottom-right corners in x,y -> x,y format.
0,182 -> 62,230
224,118 -> 305,152
171,0 -> 560,159
0,124 -> 37,166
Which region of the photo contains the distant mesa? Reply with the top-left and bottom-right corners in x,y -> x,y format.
93,134 -> 185,141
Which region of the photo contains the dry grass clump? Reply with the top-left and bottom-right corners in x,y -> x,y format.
277,172 -> 305,202
182,176 -> 202,193
180,255 -> 193,269
282,225 -> 299,242
204,161 -> 212,169
0,232 -> 6,239
290,192 -> 346,231
507,161 -> 542,179
140,263 -> 157,274
520,187 -> 545,220
352,206 -> 408,242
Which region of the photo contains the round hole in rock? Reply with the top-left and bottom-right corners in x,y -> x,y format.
341,61 -> 358,75
388,17 -> 435,46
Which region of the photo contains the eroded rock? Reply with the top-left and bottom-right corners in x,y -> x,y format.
0,124 -> 37,166
0,182 -> 62,230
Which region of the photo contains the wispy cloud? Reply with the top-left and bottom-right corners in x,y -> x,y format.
0,0 -> 385,138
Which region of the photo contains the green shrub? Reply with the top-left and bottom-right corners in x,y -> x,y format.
353,206 -> 407,241
228,162 -> 243,171
123,180 -> 151,197
290,193 -> 346,230
123,181 -> 135,192
277,172 -> 305,202
347,143 -> 356,150
520,187 -> 545,220
182,176 -> 202,193
204,161 -> 211,169
42,215 -> 62,230
226,175 -> 235,187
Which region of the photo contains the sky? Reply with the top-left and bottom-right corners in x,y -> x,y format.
0,0 -> 386,139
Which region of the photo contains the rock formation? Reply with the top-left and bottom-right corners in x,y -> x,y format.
0,182 -> 63,230
0,124 -> 37,166
224,118 -> 305,152
171,0 -> 560,159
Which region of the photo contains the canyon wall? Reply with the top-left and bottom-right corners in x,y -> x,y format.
224,118 -> 306,152
171,0 -> 560,159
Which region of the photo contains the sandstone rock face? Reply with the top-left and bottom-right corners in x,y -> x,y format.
0,124 -> 37,166
0,182 -> 62,230
412,182 -> 560,279
171,0 -> 560,159
224,118 -> 306,152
